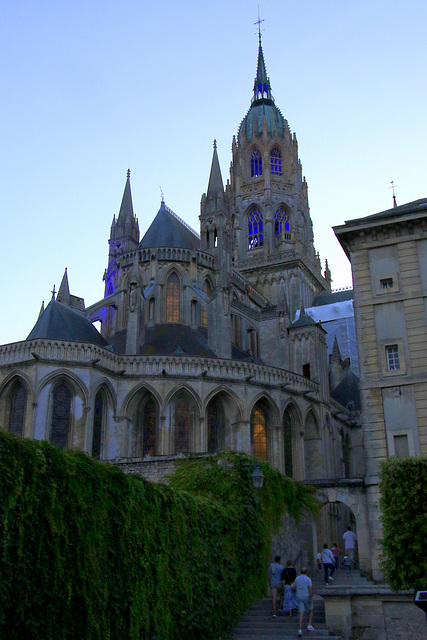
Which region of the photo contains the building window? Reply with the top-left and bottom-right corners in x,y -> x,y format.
270,147 -> 282,175
252,405 -> 267,461
303,362 -> 311,379
248,209 -> 263,249
9,381 -> 26,436
201,279 -> 211,329
274,207 -> 290,236
92,391 -> 104,459
166,272 -> 180,323
51,383 -> 72,450
174,395 -> 190,454
386,345 -> 400,371
251,147 -> 262,177
394,434 -> 409,458
207,397 -> 224,453
380,278 -> 394,290
142,397 -> 157,456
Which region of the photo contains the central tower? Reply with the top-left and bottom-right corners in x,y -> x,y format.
227,33 -> 329,318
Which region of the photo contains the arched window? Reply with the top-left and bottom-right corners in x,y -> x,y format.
251,147 -> 262,177
141,397 -> 157,456
252,404 -> 267,461
166,272 -> 180,323
9,381 -> 26,436
270,147 -> 282,175
207,396 -> 224,453
92,391 -> 104,459
248,209 -> 263,249
174,394 -> 190,454
274,207 -> 290,236
50,383 -> 72,450
201,279 -> 212,329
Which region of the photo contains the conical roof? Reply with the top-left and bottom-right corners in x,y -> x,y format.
117,171 -> 134,224
27,299 -> 109,347
207,141 -> 224,196
139,201 -> 199,250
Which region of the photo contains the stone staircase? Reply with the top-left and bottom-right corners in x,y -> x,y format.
233,570 -> 371,639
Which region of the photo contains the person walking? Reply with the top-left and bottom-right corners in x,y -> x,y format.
321,543 -> 335,585
343,555 -> 352,577
343,526 -> 357,567
331,542 -> 340,569
281,560 -> 297,616
268,555 -> 284,617
292,566 -> 315,636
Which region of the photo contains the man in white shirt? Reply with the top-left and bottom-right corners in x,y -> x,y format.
343,526 -> 357,566
321,543 -> 335,585
292,567 -> 315,636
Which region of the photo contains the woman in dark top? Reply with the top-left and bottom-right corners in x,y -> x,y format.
281,560 -> 298,615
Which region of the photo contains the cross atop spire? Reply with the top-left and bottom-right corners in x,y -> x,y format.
127,168 -> 131,179
390,180 -> 397,208
254,7 -> 264,41
252,18 -> 272,104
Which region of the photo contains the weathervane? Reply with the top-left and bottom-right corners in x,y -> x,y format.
389,180 -> 397,208
254,6 -> 264,40
160,186 -> 164,203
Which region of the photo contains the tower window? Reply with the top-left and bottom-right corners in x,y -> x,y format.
166,272 -> 180,322
380,278 -> 394,290
386,345 -> 400,371
270,148 -> 282,175
274,207 -> 290,236
248,209 -> 264,249
251,147 -> 262,177
252,406 -> 267,461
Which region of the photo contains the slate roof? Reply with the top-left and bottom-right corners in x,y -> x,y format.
314,289 -> 354,306
139,201 -> 199,250
331,369 -> 361,411
27,299 -> 109,347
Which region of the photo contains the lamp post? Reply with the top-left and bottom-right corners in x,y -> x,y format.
251,465 -> 264,490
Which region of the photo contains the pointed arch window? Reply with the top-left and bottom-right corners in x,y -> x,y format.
51,383 -> 72,450
252,405 -> 268,461
201,279 -> 212,329
174,394 -> 190,454
251,147 -> 262,177
9,381 -> 26,436
92,391 -> 104,459
166,272 -> 180,323
207,396 -> 224,453
141,397 -> 157,456
270,148 -> 282,175
274,207 -> 290,236
248,209 -> 263,249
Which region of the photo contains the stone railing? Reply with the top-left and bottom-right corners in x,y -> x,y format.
0,339 -> 318,393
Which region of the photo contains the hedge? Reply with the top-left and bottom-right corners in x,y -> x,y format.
0,431 -> 318,639
379,455 -> 427,591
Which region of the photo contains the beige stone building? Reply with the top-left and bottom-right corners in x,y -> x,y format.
0,35 -> 365,572
334,197 -> 427,577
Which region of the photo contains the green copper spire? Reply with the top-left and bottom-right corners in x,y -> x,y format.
253,32 -> 272,103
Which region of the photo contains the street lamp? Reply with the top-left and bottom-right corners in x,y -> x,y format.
251,465 -> 264,490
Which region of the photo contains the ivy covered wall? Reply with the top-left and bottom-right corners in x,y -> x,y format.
0,432 -> 317,640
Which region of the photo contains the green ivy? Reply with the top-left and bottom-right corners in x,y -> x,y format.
379,456 -> 427,591
0,432 -> 317,640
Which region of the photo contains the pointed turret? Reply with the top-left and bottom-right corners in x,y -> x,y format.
57,268 -> 70,306
109,170 -> 140,261
207,140 -> 224,199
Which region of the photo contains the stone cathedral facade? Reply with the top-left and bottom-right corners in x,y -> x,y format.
0,37 -> 364,570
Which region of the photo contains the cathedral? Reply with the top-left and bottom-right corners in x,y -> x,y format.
0,35 -> 362,568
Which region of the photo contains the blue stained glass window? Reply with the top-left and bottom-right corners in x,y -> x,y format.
251,148 -> 262,177
274,208 -> 290,235
270,148 -> 282,175
248,209 -> 264,249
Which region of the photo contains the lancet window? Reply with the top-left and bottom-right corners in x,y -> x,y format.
248,209 -> 263,249
141,397 -> 157,456
274,207 -> 290,236
252,404 -> 268,461
92,391 -> 104,459
270,147 -> 282,175
251,147 -> 262,177
207,397 -> 224,453
9,381 -> 26,436
166,272 -> 180,323
201,279 -> 212,329
50,383 -> 72,450
174,394 -> 190,454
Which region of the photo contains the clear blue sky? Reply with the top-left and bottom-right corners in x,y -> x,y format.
1,0 -> 426,345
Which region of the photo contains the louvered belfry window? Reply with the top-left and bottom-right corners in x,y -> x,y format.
166,272 -> 180,322
51,384 -> 72,450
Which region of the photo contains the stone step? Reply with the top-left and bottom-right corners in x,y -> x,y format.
234,632 -> 341,639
